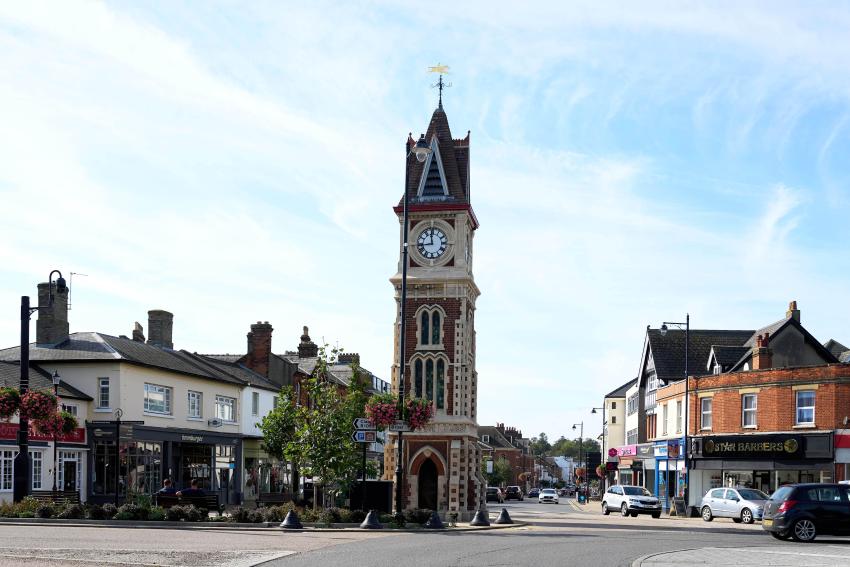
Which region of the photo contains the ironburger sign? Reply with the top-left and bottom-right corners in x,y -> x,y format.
696,434 -> 802,459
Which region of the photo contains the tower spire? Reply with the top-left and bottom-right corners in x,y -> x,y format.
428,64 -> 451,109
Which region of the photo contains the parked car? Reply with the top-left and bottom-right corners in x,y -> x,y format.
486,487 -> 504,503
505,486 -> 524,501
539,488 -> 559,504
700,487 -> 769,524
762,483 -> 850,542
527,488 -> 540,498
602,485 -> 661,518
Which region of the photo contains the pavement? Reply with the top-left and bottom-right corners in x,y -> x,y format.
4,497 -> 850,566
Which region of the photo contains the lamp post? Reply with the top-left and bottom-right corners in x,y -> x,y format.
591,406 -> 604,490
571,422 -> 584,502
660,314 -> 689,514
394,134 -> 432,518
14,269 -> 65,503
52,370 -> 60,493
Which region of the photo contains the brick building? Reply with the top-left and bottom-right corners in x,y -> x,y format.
479,424 -> 530,488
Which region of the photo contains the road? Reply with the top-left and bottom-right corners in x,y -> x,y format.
2,497 -> 850,566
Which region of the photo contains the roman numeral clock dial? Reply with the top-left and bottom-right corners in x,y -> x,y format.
416,227 -> 448,260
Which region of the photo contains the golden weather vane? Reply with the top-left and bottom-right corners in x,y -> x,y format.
428,63 -> 452,107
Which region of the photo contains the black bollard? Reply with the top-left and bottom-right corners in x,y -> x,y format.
280,510 -> 304,529
424,510 -> 445,529
494,508 -> 513,524
469,509 -> 490,526
360,509 -> 383,529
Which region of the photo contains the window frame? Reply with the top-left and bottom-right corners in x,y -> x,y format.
30,451 -> 42,490
795,390 -> 816,425
215,395 -> 237,423
61,403 -> 78,417
143,383 -> 173,415
742,393 -> 758,428
97,378 -> 110,409
662,403 -> 668,436
676,400 -> 683,433
251,391 -> 260,416
700,397 -> 713,430
187,390 -> 203,419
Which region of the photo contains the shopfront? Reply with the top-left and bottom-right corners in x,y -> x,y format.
689,432 -> 833,501
654,438 -> 684,510
88,424 -> 242,505
242,438 -> 289,505
614,444 -> 654,488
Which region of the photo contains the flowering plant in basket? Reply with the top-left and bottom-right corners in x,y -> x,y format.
20,390 -> 57,420
0,387 -> 21,420
364,393 -> 399,430
32,411 -> 65,437
405,398 -> 434,431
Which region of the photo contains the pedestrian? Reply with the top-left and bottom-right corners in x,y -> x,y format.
157,478 -> 177,495
177,478 -> 206,497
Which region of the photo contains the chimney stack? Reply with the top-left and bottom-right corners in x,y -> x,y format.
338,352 -> 360,366
147,310 -> 174,349
297,326 -> 318,358
132,322 -> 145,343
246,321 -> 273,377
786,300 -> 800,322
752,332 -> 773,370
36,281 -> 69,346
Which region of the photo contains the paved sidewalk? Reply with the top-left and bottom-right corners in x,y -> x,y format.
635,545 -> 850,566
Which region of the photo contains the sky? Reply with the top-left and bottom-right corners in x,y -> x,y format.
1,1 -> 849,443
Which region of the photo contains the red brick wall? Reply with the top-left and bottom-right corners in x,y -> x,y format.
687,364 -> 850,435
493,448 -> 523,485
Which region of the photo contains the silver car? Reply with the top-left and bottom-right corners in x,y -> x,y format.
700,487 -> 769,524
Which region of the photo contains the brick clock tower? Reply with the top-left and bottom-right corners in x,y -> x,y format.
384,100 -> 483,519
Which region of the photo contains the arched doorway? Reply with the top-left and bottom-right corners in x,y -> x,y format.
418,458 -> 438,510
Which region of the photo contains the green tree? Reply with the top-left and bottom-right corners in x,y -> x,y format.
258,385 -> 299,493
530,432 -> 551,455
482,457 -> 512,487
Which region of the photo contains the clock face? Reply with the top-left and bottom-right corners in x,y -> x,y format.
417,227 -> 448,259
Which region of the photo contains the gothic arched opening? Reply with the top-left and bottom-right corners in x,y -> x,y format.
418,458 -> 438,510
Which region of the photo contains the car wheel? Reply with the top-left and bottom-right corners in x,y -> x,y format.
630,512 -> 638,517
741,508 -> 754,524
652,512 -> 661,519
792,519 -> 816,542
770,530 -> 790,540
701,506 -> 713,522
621,503 -> 629,517
732,517 -> 742,524
602,502 -> 610,515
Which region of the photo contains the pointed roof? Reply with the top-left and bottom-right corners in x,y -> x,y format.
404,106 -> 470,204
825,339 -> 849,358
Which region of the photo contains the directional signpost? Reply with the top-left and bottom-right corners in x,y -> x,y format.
353,418 -> 376,431
352,430 -> 377,443
388,420 -> 411,432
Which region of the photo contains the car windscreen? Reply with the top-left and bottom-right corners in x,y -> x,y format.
542,489 -> 556,494
737,489 -> 768,501
623,486 -> 651,496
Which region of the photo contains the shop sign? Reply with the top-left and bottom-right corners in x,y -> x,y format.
608,448 -> 618,457
667,440 -> 680,458
605,462 -> 618,471
655,445 -> 668,457
636,443 -> 654,459
696,434 -> 802,459
181,434 -> 205,443
616,445 -> 637,457
0,422 -> 85,444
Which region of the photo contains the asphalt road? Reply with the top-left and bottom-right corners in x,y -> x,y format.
3,498 -> 850,566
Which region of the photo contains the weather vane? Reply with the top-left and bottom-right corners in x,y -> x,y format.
428,63 -> 452,107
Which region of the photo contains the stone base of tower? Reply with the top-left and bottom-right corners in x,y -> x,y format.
384,425 -> 484,521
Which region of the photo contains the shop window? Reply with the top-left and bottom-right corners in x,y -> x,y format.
92,440 -> 117,495
742,394 -> 757,428
700,398 -> 712,430
144,383 -> 172,415
796,390 -> 815,425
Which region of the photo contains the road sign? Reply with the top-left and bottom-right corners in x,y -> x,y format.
353,418 -> 376,431
352,430 -> 377,443
388,420 -> 410,432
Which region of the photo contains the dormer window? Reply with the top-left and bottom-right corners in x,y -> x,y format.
416,137 -> 449,201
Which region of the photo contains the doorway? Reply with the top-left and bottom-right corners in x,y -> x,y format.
418,459 -> 438,510
63,460 -> 77,491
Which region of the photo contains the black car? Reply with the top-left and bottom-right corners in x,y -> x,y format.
762,483 -> 850,542
527,488 -> 540,498
486,487 -> 504,503
505,486 -> 524,501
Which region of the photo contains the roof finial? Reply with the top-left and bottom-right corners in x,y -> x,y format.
428,63 -> 451,109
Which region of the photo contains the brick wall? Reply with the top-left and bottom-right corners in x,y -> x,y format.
687,364 -> 850,434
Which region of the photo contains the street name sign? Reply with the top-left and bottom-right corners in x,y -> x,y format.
388,420 -> 411,432
353,418 -> 376,431
352,430 -> 377,443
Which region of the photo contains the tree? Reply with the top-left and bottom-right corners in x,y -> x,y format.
530,432 -> 551,456
482,457 -> 512,487
258,385 -> 299,493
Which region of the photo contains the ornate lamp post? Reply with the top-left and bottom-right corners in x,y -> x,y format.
14,269 -> 65,502
660,314 -> 690,514
52,370 -> 60,493
394,134 -> 432,517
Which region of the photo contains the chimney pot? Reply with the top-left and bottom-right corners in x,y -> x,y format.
786,300 -> 801,322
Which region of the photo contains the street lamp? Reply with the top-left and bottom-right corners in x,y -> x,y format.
660,314 -> 690,514
52,370 -> 61,493
14,270 -> 65,502
394,134 -> 432,518
571,422 -> 584,502
591,406 -> 605,490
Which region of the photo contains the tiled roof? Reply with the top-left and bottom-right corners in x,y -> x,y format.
841,351 -> 850,364
478,426 -> 518,450
742,318 -> 790,348
185,354 -> 279,391
0,361 -> 92,400
647,329 -> 754,383
0,333 -> 120,362
709,345 -> 751,368
404,106 -> 469,204
605,378 -> 636,399
824,340 -> 849,358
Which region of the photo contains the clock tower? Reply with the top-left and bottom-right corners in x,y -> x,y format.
384,101 -> 483,519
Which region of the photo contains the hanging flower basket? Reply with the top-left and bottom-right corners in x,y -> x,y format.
365,393 -> 399,430
405,398 -> 434,431
596,464 -> 607,479
60,411 -> 78,435
20,390 -> 57,421
32,412 -> 65,437
0,387 -> 21,420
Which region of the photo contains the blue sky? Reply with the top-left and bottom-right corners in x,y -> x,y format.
1,1 -> 849,442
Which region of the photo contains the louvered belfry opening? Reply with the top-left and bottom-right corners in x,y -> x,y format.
421,154 -> 445,197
